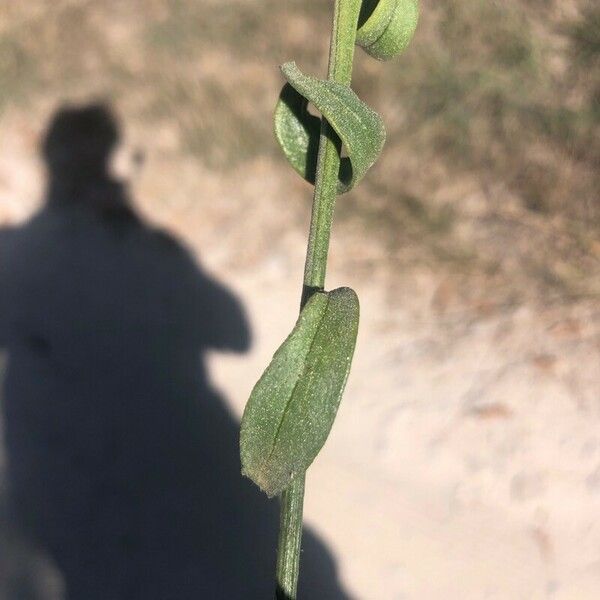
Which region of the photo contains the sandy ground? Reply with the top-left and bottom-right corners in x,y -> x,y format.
1,2 -> 599,596
1,101 -> 599,599
204,181 -> 600,599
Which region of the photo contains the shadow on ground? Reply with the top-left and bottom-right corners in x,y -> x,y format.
0,104 -> 351,599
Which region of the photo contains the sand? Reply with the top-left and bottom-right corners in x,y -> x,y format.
1,108 -> 599,600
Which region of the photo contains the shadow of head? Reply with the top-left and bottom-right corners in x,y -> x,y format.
39,103 -> 135,221
42,104 -> 118,184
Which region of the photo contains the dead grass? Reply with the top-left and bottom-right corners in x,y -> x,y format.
0,0 -> 598,305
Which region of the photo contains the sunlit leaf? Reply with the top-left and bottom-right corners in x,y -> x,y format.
240,287 -> 360,497
274,62 -> 385,194
357,0 -> 420,61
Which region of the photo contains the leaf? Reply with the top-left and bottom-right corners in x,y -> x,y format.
357,0 -> 419,61
273,82 -> 322,190
240,287 -> 360,497
273,62 -> 386,194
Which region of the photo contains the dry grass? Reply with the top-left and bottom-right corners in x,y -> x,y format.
0,0 -> 598,305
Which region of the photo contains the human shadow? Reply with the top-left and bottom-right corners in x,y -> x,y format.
0,104 -> 351,599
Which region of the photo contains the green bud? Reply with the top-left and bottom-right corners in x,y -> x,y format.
357,0 -> 419,61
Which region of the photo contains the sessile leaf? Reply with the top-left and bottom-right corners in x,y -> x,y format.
357,0 -> 420,61
274,62 -> 386,194
240,287 -> 360,497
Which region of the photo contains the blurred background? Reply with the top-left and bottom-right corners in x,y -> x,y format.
0,0 -> 599,598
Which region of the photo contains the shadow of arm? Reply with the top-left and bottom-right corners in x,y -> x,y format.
195,274 -> 251,353
0,228 -> 12,348
160,232 -> 252,354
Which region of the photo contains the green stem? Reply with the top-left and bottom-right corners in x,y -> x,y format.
275,476 -> 305,600
302,0 -> 362,296
275,1 -> 362,598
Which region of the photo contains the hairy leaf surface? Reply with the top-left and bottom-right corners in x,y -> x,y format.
357,0 -> 419,61
240,287 -> 359,497
274,62 -> 385,194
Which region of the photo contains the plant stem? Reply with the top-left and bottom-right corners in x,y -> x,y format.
302,0 -> 362,297
275,476 -> 305,600
275,1 -> 362,598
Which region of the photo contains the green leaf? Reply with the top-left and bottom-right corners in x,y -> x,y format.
357,0 -> 419,61
240,287 -> 360,497
273,82 -> 322,191
274,62 -> 385,194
